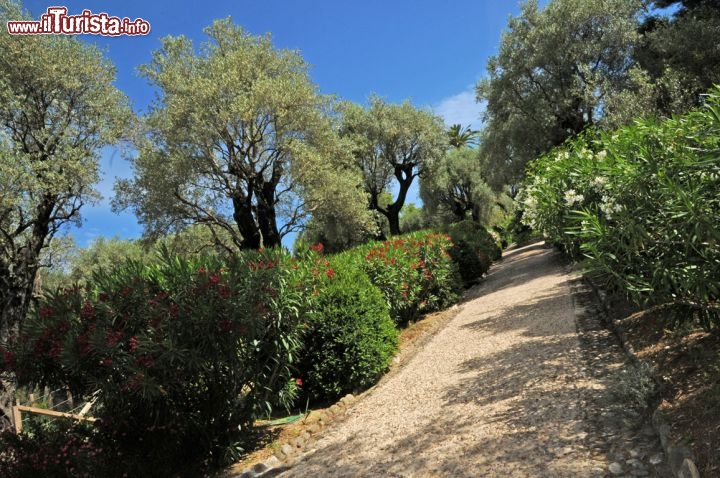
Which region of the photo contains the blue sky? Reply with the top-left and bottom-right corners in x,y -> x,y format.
18,0 -> 534,248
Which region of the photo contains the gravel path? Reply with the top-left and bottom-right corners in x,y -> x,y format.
273,242 -> 670,478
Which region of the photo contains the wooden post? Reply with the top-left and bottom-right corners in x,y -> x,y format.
12,400 -> 22,434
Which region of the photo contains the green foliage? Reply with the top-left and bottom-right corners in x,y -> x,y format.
420,147 -> 496,224
0,0 -> 132,429
399,203 -> 427,233
297,259 -> 398,402
446,221 -> 501,287
447,124 -> 479,148
9,248 -> 321,476
627,1 -> 720,121
476,0 -> 641,186
0,420 -> 101,478
359,231 -> 460,324
521,87 -> 720,329
341,96 -> 448,236
115,18 -> 372,250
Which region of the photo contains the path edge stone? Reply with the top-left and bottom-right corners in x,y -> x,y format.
227,393 -> 356,478
581,275 -> 701,478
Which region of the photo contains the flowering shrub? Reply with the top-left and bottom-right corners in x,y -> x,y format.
0,420 -> 101,478
446,220 -> 502,287
296,257 -> 398,401
520,86 -> 720,329
9,247 -> 320,476
359,231 -> 460,324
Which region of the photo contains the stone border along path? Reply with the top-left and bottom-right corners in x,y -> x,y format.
241,241 -> 674,478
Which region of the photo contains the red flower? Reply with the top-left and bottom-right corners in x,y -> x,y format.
128,336 -> 138,353
102,357 -> 113,367
120,286 -> 133,297
39,306 -> 55,318
106,330 -> 124,348
80,302 -> 96,320
136,355 -> 154,369
2,349 -> 15,369
197,266 -> 207,274
208,274 -> 220,285
98,292 -> 109,302
168,303 -> 180,317
76,334 -> 91,356
310,243 -> 324,254
295,378 -> 303,387
325,268 -> 336,279
218,285 -> 231,299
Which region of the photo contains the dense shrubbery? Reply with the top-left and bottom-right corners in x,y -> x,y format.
446,221 -> 502,288
0,230 -> 480,476
5,248 -> 321,476
296,259 -> 398,402
359,231 -> 461,324
520,87 -> 720,329
0,420 -> 100,478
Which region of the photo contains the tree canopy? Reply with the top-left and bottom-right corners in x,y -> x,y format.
115,19 -> 372,251
341,96 -> 447,236
476,0 -> 641,186
0,0 -> 131,428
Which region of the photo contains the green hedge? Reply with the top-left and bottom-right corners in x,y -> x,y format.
520,86 -> 720,329
296,260 -> 398,402
446,220 -> 501,288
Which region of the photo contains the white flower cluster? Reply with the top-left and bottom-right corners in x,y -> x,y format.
599,195 -> 623,219
564,189 -> 585,206
517,187 -> 539,229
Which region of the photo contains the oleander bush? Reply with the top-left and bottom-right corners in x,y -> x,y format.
359,231 -> 461,324
520,86 -> 720,330
296,256 -> 398,402
0,419 -> 103,478
446,220 -> 501,287
7,247 -> 321,477
3,230 -> 469,475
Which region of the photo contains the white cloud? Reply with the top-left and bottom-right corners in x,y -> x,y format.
432,88 -> 485,131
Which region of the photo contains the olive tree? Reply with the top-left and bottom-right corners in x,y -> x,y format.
115,19 -> 372,250
0,0 -> 131,428
341,96 -> 447,236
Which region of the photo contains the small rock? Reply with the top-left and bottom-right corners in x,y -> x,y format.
264,456 -> 281,469
608,462 -> 623,475
625,458 -> 643,468
239,471 -> 255,478
629,449 -> 640,458
280,443 -> 294,457
307,423 -> 321,434
304,410 -> 324,424
648,453 -> 664,465
252,462 -> 268,474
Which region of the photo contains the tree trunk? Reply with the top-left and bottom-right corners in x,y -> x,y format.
232,195 -> 262,250
385,207 -> 401,236
0,268 -> 37,431
257,181 -> 281,249
385,165 -> 415,236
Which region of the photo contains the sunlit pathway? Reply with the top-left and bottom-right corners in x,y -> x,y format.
272,242 -> 669,477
